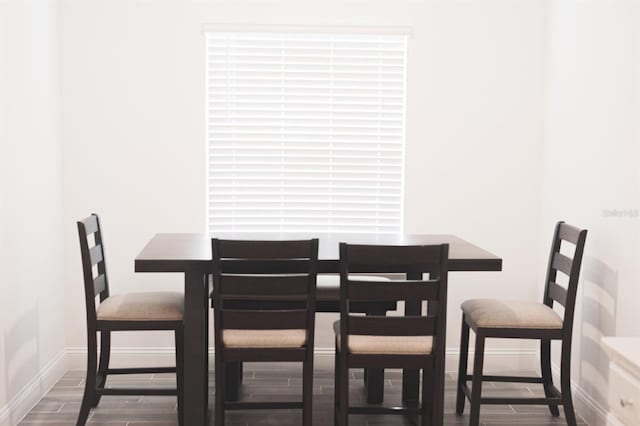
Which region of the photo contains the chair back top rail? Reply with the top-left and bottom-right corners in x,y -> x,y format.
215,239 -> 316,259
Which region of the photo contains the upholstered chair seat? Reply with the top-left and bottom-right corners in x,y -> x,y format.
333,320 -> 433,355
461,299 -> 563,329
96,292 -> 184,321
223,329 -> 306,348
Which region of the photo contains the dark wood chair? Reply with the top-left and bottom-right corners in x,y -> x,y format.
334,243 -> 450,426
76,214 -> 184,426
217,274 -> 398,405
211,238 -> 319,426
455,221 -> 588,426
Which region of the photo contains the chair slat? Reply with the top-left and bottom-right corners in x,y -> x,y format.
89,244 -> 104,266
222,309 -> 308,329
552,252 -> 572,276
347,315 -> 436,336
219,259 -> 311,274
347,280 -> 438,302
548,281 -> 567,306
79,215 -> 99,235
217,240 -> 313,259
558,223 -> 582,244
219,274 -> 311,297
345,244 -> 443,271
93,273 -> 107,296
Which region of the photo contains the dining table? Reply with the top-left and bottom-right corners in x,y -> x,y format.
135,232 -> 502,425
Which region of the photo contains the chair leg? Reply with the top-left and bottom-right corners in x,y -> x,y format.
421,368 -> 433,426
469,333 -> 485,426
334,342 -> 339,426
337,347 -> 349,426
225,362 -> 240,401
456,315 -> 470,415
303,353 -> 314,426
175,328 -> 184,426
432,353 -> 445,426
540,339 -> 560,417
214,356 -> 225,426
77,330 -> 98,426
93,330 -> 110,407
560,342 -> 577,426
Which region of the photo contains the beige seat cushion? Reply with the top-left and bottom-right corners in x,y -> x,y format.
223,329 -> 306,348
317,275 -> 390,301
461,299 -> 563,329
97,292 -> 184,321
333,320 -> 433,355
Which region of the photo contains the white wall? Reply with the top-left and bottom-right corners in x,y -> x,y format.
59,0 -> 547,367
8,0 -> 640,423
0,0 -> 66,423
3,0 -> 637,423
544,0 -> 640,423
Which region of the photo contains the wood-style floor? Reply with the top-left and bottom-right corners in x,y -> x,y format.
20,357 -> 587,425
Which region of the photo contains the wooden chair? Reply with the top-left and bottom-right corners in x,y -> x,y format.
76,214 -> 184,426
218,274 -> 397,405
334,243 -> 450,426
455,221 -> 587,426
211,238 -> 319,426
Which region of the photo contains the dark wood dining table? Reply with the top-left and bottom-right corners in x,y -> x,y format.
135,233 -> 502,425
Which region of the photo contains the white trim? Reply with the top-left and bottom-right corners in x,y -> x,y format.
66,346 -> 179,370
0,350 -> 67,426
552,364 -> 609,426
202,23 -> 413,37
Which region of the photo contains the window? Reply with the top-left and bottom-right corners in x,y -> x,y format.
206,29 -> 408,234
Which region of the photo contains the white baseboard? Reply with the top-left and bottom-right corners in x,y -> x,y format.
66,346 -> 181,370
552,364 -> 609,426
444,348 -> 538,373
0,351 -> 67,426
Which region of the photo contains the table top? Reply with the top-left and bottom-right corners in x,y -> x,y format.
135,233 -> 502,273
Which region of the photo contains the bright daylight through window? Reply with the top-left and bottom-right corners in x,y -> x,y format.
206,30 -> 408,234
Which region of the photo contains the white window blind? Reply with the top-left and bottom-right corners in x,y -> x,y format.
206,30 -> 407,234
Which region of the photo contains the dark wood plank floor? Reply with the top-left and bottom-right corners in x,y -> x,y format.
20,356 -> 587,425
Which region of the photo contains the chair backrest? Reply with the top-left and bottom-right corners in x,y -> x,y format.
211,239 -> 319,348
338,243 -> 449,352
77,214 -> 110,326
542,221 -> 588,332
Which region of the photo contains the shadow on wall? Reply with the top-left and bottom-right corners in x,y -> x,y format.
579,256 -> 618,409
3,305 -> 40,424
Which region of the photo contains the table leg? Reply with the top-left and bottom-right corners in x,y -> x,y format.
183,272 -> 208,426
